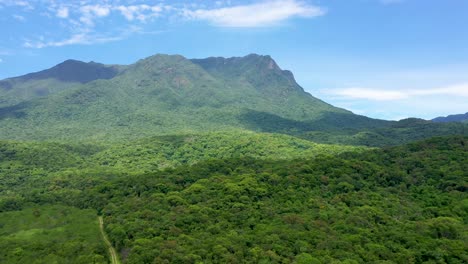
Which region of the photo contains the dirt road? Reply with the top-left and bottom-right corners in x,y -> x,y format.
98,216 -> 121,264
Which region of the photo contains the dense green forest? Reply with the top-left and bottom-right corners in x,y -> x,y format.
0,54 -> 467,263
0,205 -> 107,264
1,136 -> 466,263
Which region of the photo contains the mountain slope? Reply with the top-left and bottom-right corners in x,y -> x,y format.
0,60 -> 124,107
0,53 -> 466,144
191,54 -> 339,116
302,118 -> 468,146
0,54 -> 363,142
432,112 -> 468,123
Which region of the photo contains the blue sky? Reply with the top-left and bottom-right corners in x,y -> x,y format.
0,0 -> 467,120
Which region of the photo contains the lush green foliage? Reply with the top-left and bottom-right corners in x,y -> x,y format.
2,54 -> 466,145
98,136 -> 468,263
92,132 -> 363,172
301,118 -> 468,147
0,54 -> 349,142
1,54 -> 467,263
0,131 -> 362,212
0,205 -> 107,264
1,136 -> 466,263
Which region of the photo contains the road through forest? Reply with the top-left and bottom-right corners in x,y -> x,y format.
98,216 -> 121,264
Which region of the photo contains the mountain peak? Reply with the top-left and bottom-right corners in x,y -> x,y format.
137,53 -> 187,63
190,54 -> 300,96
0,51 -> 347,142
191,53 -> 283,73
60,59 -> 86,65
244,53 -> 268,59
4,59 -> 122,84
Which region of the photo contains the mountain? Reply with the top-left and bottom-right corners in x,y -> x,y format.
0,60 -> 124,106
1,53 -> 467,263
0,54 -> 466,145
0,54 -> 368,141
432,112 -> 468,123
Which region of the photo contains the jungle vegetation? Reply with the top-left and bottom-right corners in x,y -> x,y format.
0,54 -> 467,263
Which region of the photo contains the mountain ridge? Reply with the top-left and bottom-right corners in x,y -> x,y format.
0,53 -> 466,145
0,53 -> 355,141
432,112 -> 468,123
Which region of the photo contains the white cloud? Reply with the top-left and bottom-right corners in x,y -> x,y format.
329,88 -> 407,101
0,0 -> 33,9
0,58 -> 3,63
28,34 -> 99,48
82,5 -> 110,17
183,0 -> 325,27
79,4 -> 111,25
324,83 -> 468,101
23,26 -> 143,48
24,33 -> 119,48
56,6 -> 69,18
10,1 -> 326,49
115,4 -> 162,22
411,83 -> 468,97
319,88 -> 468,120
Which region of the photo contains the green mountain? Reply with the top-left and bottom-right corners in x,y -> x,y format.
0,54 -> 466,145
432,112 -> 468,123
0,60 -> 124,106
0,54 -> 348,141
1,53 -> 467,264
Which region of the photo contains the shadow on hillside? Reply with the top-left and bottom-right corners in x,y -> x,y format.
238,110 -> 315,133
238,109 -> 390,134
0,80 -> 13,91
0,102 -> 30,120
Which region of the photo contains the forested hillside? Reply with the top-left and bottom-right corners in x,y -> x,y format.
1,136 -> 466,263
432,113 -> 468,123
0,53 -> 466,264
2,0 -> 467,260
1,54 -> 466,145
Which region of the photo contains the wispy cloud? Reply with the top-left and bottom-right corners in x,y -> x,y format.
183,0 -> 325,27
0,0 -> 34,10
7,1 -> 326,48
324,83 -> 468,101
25,25 -> 147,48
327,88 -> 407,101
24,33 -> 115,49
116,4 -> 165,22
56,6 -> 69,18
411,83 -> 468,97
0,58 -> 3,63
79,4 -> 111,26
